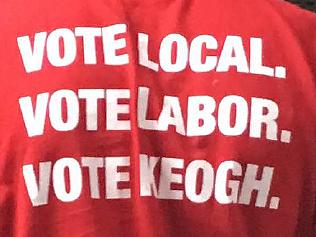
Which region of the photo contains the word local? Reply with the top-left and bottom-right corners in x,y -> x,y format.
17,24 -> 286,78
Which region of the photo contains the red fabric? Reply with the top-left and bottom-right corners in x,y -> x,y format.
0,0 -> 315,236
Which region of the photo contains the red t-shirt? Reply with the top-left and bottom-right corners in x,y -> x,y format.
0,0 -> 315,236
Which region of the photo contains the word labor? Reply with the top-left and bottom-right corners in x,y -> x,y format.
22,155 -> 280,209
18,87 -> 292,143
17,24 -> 286,78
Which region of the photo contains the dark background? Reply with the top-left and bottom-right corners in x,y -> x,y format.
286,0 -> 316,12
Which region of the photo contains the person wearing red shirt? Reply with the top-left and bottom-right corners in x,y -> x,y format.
0,1 -> 315,236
